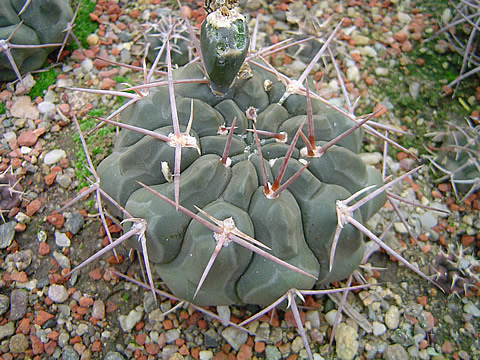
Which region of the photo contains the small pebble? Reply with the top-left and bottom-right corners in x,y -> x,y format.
385,306 -> 400,330
48,284 -> 69,303
0,295 -> 9,315
0,221 -> 16,249
118,309 -> 143,332
335,323 -> 359,360
384,343 -> 409,360
55,231 -> 71,247
0,322 -> 15,341
43,149 -> 67,165
9,333 -> 29,353
9,289 -> 28,321
53,251 -> 71,269
92,300 -> 106,319
221,326 -> 248,351
65,212 -> 85,235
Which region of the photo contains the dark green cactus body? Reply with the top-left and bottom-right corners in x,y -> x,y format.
434,127 -> 480,194
0,0 -> 73,81
200,9 -> 249,95
98,60 -> 386,306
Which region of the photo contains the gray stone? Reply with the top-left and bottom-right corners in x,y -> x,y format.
161,345 -> 179,360
48,284 -> 69,303
385,305 -> 400,329
265,345 -> 282,360
56,173 -> 72,188
372,321 -> 387,336
9,333 -> 28,353
55,231 -> 71,247
0,222 -> 16,249
305,310 -> 321,329
335,323 -> 359,360
8,249 -> 33,271
9,289 -> 28,321
62,345 -> 80,360
217,305 -> 231,326
221,326 -> 248,351
38,101 -> 55,114
53,251 -> 71,269
165,329 -> 180,343
76,323 -> 90,336
119,309 -> 143,332
142,292 -> 156,314
81,59 -> 93,72
409,82 -> 421,100
384,344 -> 409,360
269,326 -> 282,343
0,295 -> 9,315
291,336 -> 304,353
65,212 -> 85,235
0,322 -> 15,341
464,301 -> 480,317
92,299 -> 106,319
204,328 -> 219,348
58,331 -> 70,347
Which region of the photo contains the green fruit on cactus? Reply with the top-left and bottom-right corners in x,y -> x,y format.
0,0 -> 73,81
200,7 -> 249,95
97,52 -> 386,305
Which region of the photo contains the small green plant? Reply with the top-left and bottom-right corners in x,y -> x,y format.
28,68 -> 57,99
0,103 -> 5,115
71,0 -> 97,49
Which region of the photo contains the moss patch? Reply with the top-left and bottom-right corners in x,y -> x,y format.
71,0 -> 98,49
28,69 -> 58,99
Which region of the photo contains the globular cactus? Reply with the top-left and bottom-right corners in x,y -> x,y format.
0,0 -> 73,81
430,121 -> 480,198
96,3 -> 386,307
143,13 -> 192,67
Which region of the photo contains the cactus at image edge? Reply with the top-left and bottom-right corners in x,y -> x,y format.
0,0 -> 73,81
97,4 -> 386,306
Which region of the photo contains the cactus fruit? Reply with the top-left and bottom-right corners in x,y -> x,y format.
0,0 -> 73,81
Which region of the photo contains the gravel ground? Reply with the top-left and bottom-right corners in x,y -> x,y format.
0,0 -> 479,359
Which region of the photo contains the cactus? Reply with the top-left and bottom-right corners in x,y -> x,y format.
93,3 -> 388,307
143,13 -> 192,67
0,0 -> 73,81
429,120 -> 480,199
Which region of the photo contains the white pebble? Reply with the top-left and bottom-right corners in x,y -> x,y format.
48,284 -> 69,303
347,66 -> 360,82
43,149 -> 66,165
54,231 -> 71,247
372,321 -> 387,336
38,101 -> 55,114
81,58 -> 94,72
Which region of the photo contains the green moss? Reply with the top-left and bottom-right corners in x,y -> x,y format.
71,0 -> 98,49
28,69 -> 58,99
367,33 -> 478,158
0,103 -> 5,115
